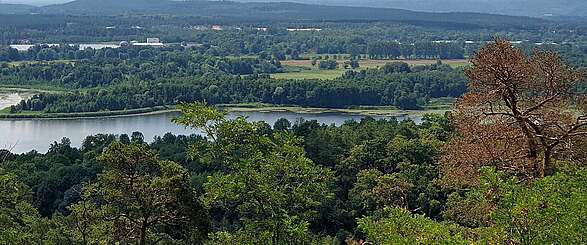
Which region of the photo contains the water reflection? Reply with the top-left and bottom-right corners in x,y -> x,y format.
0,111 -> 420,153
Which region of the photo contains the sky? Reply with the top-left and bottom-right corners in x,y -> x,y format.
1,0 -> 69,6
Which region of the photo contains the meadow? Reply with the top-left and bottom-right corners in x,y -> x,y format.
272,58 -> 470,80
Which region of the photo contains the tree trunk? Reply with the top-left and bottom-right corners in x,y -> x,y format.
542,148 -> 554,177
139,221 -> 148,245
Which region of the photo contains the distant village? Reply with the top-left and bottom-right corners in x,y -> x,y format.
7,23 -> 563,52
7,24 -> 327,51
9,37 -> 166,52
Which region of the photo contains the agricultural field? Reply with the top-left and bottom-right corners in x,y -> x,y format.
281,58 -> 469,68
271,67 -> 347,79
273,59 -> 470,80
5,59 -> 76,67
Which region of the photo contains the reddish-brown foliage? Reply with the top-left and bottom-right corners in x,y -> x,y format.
441,39 -> 587,188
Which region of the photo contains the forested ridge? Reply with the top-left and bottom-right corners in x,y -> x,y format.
0,0 -> 546,28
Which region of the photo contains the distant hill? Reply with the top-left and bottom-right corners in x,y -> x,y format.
0,0 -> 548,29
4,0 -> 586,17
0,3 -> 37,14
236,0 -> 587,17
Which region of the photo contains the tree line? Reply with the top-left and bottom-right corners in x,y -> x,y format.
8,61 -> 466,113
0,46 -> 282,88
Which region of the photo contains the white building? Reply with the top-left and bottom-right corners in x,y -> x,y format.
9,44 -> 59,51
130,38 -> 165,47
146,38 -> 160,44
287,28 -> 322,32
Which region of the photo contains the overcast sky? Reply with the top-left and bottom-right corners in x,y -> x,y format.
2,0 -> 69,6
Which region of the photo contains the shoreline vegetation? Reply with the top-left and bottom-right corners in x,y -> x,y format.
0,85 -> 456,120
0,102 -> 453,120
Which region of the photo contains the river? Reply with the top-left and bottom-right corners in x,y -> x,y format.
0,91 -> 421,153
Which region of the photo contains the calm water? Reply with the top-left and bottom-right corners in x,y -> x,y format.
0,110 -> 420,154
0,88 -> 420,153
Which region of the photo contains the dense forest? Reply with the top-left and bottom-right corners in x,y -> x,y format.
0,38 -> 585,114
0,5 -> 585,115
1,40 -> 586,244
0,0 -> 587,242
0,45 -> 467,112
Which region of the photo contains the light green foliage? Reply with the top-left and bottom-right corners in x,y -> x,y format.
443,167 -> 512,228
173,102 -> 227,140
372,173 -> 414,209
420,113 -> 454,141
349,170 -> 413,213
442,166 -> 587,243
0,172 -> 42,243
175,102 -> 335,244
349,169 -> 383,212
491,166 -> 587,244
358,166 -> 587,244
357,208 -> 470,244
66,199 -> 113,244
207,225 -> 336,245
270,68 -> 345,80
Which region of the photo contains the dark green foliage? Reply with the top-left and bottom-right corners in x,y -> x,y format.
1,108 -> 586,243
319,60 -> 338,70
6,58 -> 466,113
0,4 -> 586,243
273,118 -> 292,131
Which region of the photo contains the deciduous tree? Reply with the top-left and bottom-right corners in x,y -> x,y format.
72,142 -> 209,244
442,39 -> 587,187
174,102 -> 334,244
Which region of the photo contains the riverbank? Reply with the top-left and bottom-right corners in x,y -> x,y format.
0,103 -> 451,120
223,105 -> 450,117
0,106 -> 175,120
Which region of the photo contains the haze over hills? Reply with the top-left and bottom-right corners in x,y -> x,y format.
2,0 -> 587,17
0,0 -> 547,29
237,0 -> 587,17
0,3 -> 37,14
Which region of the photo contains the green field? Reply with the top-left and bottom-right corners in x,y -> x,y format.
271,68 -> 347,80
272,58 -> 469,80
6,59 -> 76,67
